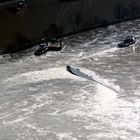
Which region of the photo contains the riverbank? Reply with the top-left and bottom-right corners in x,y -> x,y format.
2,15 -> 140,55
0,18 -> 140,140
1,0 -> 140,53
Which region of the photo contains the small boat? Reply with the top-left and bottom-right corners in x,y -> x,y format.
66,65 -> 120,93
48,40 -> 64,51
66,65 -> 92,80
34,43 -> 48,56
118,36 -> 136,48
66,65 -> 81,76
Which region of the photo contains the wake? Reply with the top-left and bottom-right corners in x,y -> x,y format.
67,65 -> 120,94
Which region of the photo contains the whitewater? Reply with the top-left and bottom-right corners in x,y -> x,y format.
0,19 -> 140,140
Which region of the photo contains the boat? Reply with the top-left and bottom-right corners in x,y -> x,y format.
48,40 -> 64,51
66,65 -> 81,76
66,65 -> 120,93
34,42 -> 48,56
118,36 -> 136,48
66,65 -> 92,80
49,37 -> 58,43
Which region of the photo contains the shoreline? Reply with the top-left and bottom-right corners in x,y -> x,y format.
1,15 -> 140,54
1,0 -> 140,54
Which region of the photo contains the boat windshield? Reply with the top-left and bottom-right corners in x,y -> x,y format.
39,43 -> 48,49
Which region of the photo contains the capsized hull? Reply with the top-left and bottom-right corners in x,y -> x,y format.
66,65 -> 119,93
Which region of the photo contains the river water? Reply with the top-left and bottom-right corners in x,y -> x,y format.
0,19 -> 140,140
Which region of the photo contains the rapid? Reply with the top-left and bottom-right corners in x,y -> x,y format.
0,19 -> 140,140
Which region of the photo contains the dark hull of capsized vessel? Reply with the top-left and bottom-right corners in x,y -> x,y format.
66,65 -> 80,76
66,65 -> 92,80
66,65 -> 119,94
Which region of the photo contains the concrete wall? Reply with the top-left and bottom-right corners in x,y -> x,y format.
0,0 -> 140,45
58,0 -> 140,33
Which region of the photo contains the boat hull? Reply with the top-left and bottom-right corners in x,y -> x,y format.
34,49 -> 48,56
118,41 -> 136,48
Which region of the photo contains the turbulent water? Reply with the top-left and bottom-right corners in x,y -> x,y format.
0,19 -> 140,140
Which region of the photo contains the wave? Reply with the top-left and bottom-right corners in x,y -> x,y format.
77,47 -> 118,62
3,67 -> 84,85
67,65 -> 120,94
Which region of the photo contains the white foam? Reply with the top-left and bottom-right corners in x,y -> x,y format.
77,67 -> 120,93
62,66 -> 120,119
3,67 -> 84,85
3,116 -> 29,126
56,132 -> 77,140
72,51 -> 84,61
83,38 -> 99,47
79,47 -> 118,61
93,47 -> 118,56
